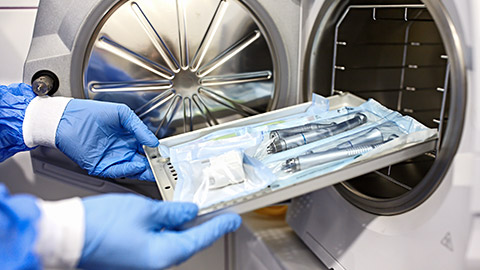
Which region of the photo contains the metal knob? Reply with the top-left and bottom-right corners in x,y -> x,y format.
32,75 -> 55,96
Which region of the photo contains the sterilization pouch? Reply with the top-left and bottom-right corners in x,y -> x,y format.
159,94 -> 436,209
165,94 -> 329,207
263,99 -> 437,189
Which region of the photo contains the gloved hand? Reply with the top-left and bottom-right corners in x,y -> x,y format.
0,83 -> 37,162
0,184 -> 41,270
79,194 -> 241,270
55,99 -> 159,181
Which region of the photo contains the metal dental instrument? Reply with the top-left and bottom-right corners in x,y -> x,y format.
267,113 -> 368,154
270,122 -> 338,142
336,127 -> 384,149
282,129 -> 399,173
282,143 -> 383,173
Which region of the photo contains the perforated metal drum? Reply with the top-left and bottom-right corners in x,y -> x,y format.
82,0 -> 280,138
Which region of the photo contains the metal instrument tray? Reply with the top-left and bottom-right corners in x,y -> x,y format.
145,93 -> 436,215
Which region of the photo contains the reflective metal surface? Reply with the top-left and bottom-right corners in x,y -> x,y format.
83,0 -> 275,137
303,0 -> 465,215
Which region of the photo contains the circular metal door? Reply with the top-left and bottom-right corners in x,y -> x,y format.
82,0 -> 281,138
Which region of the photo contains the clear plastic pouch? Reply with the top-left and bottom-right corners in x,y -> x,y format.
173,151 -> 275,207
167,95 -> 329,208
164,95 -> 436,208
264,99 -> 437,189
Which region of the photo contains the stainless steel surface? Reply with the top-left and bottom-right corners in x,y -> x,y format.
302,0 -> 466,215
202,139 -> 436,216
144,151 -> 176,201
282,144 -> 378,173
88,79 -> 173,93
198,70 -> 272,86
282,128 -> 387,173
145,93 -> 437,215
22,0 -> 298,196
32,75 -> 54,96
270,123 -> 336,142
337,127 -> 385,148
330,4 -> 449,129
83,0 -> 277,138
267,113 -> 367,154
436,61 -> 450,153
233,212 -> 329,270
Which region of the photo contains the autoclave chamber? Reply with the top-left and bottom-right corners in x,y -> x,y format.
23,0 -> 465,216
286,0 -> 473,269
299,0 -> 465,216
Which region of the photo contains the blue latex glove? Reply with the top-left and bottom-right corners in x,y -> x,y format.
79,194 -> 241,270
0,83 -> 37,162
56,99 -> 159,181
0,184 -> 41,270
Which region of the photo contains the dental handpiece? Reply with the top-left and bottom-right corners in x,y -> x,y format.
281,129 -> 399,173
336,127 -> 384,149
270,122 -> 337,142
282,143 -> 382,173
267,113 -> 367,154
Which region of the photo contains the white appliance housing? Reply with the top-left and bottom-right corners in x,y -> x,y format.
288,0 -> 480,269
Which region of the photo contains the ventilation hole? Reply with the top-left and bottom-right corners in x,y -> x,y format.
172,173 -> 177,177
151,155 -> 157,159
165,186 -> 171,189
174,177 -> 178,181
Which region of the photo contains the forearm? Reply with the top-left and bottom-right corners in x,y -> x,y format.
0,83 -> 72,161
1,83 -> 157,180
0,84 -> 36,161
0,183 -> 85,269
0,183 -> 41,269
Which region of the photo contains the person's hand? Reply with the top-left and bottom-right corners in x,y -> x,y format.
0,83 -> 37,162
55,99 -> 159,181
78,194 -> 241,270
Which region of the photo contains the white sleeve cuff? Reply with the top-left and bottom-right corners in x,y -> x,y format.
23,96 -> 73,148
35,198 -> 85,269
